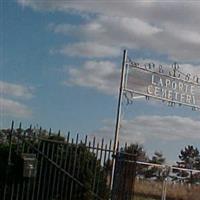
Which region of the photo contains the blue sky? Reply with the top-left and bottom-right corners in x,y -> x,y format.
1,0 -> 200,163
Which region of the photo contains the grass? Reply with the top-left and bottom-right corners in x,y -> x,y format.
134,179 -> 200,200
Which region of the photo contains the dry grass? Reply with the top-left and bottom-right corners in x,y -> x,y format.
134,179 -> 200,200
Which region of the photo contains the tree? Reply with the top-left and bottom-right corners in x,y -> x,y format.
0,128 -> 110,200
145,151 -> 166,180
113,143 -> 148,200
174,145 -> 200,184
124,143 -> 147,161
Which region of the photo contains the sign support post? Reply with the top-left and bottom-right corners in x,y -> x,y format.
110,50 -> 127,197
110,49 -> 200,200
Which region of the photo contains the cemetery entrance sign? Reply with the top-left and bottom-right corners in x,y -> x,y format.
125,58 -> 200,109
111,50 -> 200,192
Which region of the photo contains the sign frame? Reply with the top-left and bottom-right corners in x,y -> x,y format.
124,62 -> 200,110
111,49 -> 200,194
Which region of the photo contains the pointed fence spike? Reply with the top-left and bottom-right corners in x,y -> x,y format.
76,133 -> 79,144
11,120 -> 14,130
67,131 -> 70,142
49,128 -> 52,136
19,122 -> 22,129
84,135 -> 88,145
58,130 -> 61,136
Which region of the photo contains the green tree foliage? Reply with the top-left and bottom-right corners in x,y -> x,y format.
113,143 -> 148,200
174,145 -> 200,184
124,143 -> 147,161
145,151 -> 166,180
0,128 -> 110,200
124,143 -> 148,177
0,144 -> 9,177
46,142 -> 110,200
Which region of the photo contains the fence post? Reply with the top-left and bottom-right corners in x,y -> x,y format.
111,50 -> 128,199
8,121 -> 14,166
161,166 -> 170,200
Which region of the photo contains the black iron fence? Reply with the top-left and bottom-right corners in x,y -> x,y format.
1,122 -> 200,200
0,123 -> 113,200
113,151 -> 200,200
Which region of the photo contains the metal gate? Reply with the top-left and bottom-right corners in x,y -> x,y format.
0,122 -> 113,200
1,122 -> 200,200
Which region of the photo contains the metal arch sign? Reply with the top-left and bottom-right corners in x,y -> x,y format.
124,61 -> 200,109
111,50 -> 200,191
111,50 -> 200,192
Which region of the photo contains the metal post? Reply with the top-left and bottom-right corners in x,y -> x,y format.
8,120 -> 14,166
3,121 -> 14,200
161,166 -> 170,200
161,178 -> 167,200
110,50 -> 128,196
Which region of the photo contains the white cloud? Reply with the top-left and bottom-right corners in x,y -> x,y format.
55,42 -> 120,58
16,0 -> 200,96
0,81 -> 34,99
95,15 -> 162,37
50,15 -> 162,50
49,15 -> 162,36
180,63 -> 200,76
0,97 -> 32,118
65,60 -> 120,94
171,28 -> 200,45
50,14 -> 200,61
91,115 -> 200,144
20,0 -> 200,62
65,58 -> 200,95
49,22 -> 104,36
0,81 -> 34,118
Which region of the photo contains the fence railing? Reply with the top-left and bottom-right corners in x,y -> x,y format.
0,122 -> 200,200
0,123 -> 113,200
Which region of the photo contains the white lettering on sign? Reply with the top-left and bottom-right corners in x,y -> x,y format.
125,64 -> 200,109
147,74 -> 196,104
